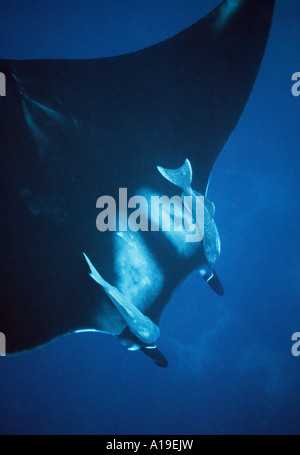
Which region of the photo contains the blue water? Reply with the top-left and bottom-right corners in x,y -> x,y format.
0,0 -> 300,435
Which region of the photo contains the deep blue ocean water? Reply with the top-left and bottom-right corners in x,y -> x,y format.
0,0 -> 299,435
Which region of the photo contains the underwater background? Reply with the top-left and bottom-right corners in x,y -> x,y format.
0,0 -> 299,435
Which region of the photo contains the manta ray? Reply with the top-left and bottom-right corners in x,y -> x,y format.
0,0 -> 275,366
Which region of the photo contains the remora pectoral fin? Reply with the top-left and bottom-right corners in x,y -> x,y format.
204,198 -> 215,218
83,253 -> 160,345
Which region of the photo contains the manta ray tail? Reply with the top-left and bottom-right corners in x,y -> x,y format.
157,158 -> 193,194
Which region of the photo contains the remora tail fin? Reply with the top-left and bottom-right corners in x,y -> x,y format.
157,159 -> 193,194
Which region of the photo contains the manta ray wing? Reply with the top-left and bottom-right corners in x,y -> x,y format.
0,0 -> 275,357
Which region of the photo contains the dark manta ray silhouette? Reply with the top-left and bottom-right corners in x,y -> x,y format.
0,0 -> 275,366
